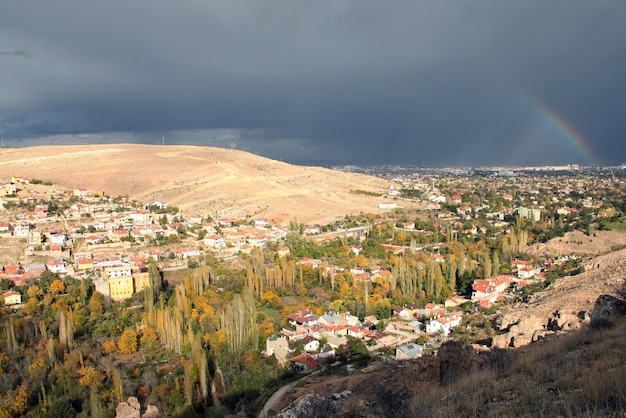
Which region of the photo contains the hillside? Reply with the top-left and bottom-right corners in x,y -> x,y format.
0,144 -> 394,225
263,249 -> 626,417
267,314 -> 626,417
527,230 -> 626,257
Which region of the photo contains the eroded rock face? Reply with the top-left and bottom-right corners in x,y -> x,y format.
491,290 -> 626,350
589,294 -> 626,327
492,315 -> 548,349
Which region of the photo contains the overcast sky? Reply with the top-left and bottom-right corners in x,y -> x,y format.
1,1 -> 625,166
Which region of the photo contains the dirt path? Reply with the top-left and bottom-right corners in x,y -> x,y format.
258,372 -> 319,418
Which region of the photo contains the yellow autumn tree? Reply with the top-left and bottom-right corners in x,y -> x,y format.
78,366 -> 104,388
261,290 -> 282,307
23,298 -> 41,316
27,285 -> 43,300
102,340 -> 117,355
140,327 -> 159,347
8,385 -> 28,415
354,255 -> 369,268
118,330 -> 138,354
50,279 -> 66,294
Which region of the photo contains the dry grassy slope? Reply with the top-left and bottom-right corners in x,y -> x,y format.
526,230 -> 626,257
499,247 -> 626,327
0,144 -> 393,225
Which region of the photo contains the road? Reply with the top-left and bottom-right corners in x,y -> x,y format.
257,371 -> 318,418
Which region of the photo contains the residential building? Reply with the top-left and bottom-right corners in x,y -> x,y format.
395,343 -> 423,360
2,290 -> 22,305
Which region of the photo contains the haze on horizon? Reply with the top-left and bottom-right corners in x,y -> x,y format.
1,1 -> 625,167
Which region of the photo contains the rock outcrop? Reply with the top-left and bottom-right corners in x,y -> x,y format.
489,250 -> 626,350
115,397 -> 141,418
589,294 -> 626,327
115,397 -> 161,418
275,391 -> 352,418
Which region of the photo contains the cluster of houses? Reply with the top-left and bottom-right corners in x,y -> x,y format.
0,177 -> 300,305
265,302 -> 467,370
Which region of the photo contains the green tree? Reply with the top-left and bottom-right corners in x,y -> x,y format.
347,336 -> 369,357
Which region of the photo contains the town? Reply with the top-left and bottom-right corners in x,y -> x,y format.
0,166 -> 625,416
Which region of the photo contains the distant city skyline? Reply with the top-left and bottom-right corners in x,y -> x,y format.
1,1 -> 625,166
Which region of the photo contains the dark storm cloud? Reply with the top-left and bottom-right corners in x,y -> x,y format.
0,49 -> 30,57
0,0 -> 625,165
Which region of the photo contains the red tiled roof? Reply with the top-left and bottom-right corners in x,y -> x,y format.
290,353 -> 322,369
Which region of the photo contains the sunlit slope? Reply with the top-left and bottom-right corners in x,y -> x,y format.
0,144 -> 391,225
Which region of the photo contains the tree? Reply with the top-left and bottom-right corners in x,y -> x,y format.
354,255 -> 368,268
78,366 -> 104,388
27,284 -> 43,300
222,287 -> 258,353
374,299 -> 392,319
140,327 -> 159,347
102,340 -> 117,355
23,298 -> 41,316
88,292 -> 104,319
261,290 -> 282,308
50,279 -> 66,295
0,279 -> 12,292
347,336 -> 369,357
482,252 -> 492,279
118,329 -> 138,354
492,251 -> 500,276
8,385 -> 28,416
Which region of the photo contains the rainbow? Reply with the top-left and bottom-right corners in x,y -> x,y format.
523,94 -> 598,165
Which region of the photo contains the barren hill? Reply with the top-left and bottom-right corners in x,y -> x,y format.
526,230 -> 626,258
0,144 -> 394,225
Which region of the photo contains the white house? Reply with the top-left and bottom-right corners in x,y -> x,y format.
46,260 -> 67,274
254,218 -> 270,228
425,315 -> 462,336
517,266 -> 537,280
203,235 -> 226,249
103,265 -> 133,279
301,336 -> 320,353
13,223 -> 31,238
378,202 -> 397,210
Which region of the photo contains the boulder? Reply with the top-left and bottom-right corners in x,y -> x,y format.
516,316 -> 544,334
115,398 -> 141,418
555,313 -> 578,329
589,294 -> 626,327
142,405 -> 161,418
128,397 -> 140,410
491,334 -> 510,349
275,392 -> 340,418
